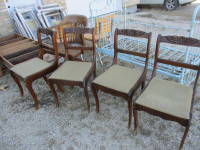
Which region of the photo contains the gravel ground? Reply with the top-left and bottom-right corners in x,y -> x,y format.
1,1 -> 200,150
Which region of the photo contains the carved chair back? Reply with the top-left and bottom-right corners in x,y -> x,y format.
153,35 -> 200,77
113,28 -> 152,68
51,15 -> 88,43
63,27 -> 96,63
153,35 -> 200,117
37,27 -> 59,66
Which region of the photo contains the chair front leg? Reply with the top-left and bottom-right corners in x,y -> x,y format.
91,84 -> 99,113
25,80 -> 39,110
128,98 -> 132,129
48,81 -> 59,107
83,85 -> 90,113
133,105 -> 138,135
179,125 -> 190,150
10,72 -> 24,97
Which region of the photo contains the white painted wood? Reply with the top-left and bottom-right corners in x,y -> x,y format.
4,0 -> 42,19
66,0 -> 92,17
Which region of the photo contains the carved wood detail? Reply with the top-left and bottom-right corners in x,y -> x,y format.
64,27 -> 90,34
38,28 -> 54,37
166,36 -> 199,45
118,29 -> 145,37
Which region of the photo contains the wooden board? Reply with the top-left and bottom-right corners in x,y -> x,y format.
0,33 -> 62,77
0,34 -> 40,76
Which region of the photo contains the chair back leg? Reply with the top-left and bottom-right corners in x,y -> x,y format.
56,83 -> 64,93
179,126 -> 190,150
83,86 -> 90,112
128,98 -> 132,129
91,84 -> 100,112
133,106 -> 138,135
43,76 -> 48,83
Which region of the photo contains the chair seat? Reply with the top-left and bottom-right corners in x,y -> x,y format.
49,61 -> 92,81
10,57 -> 51,79
136,78 -> 193,119
92,65 -> 142,94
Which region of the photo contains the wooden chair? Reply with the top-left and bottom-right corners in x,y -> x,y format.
50,15 -> 88,60
133,35 -> 200,150
84,14 -> 114,66
48,27 -> 96,112
91,28 -> 152,128
10,28 -> 60,110
84,13 -> 114,42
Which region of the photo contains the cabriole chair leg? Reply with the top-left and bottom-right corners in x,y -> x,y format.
91,84 -> 99,113
10,72 -> 24,97
133,106 -> 138,135
48,81 -> 59,107
179,126 -> 190,150
128,98 -> 132,129
25,81 -> 39,110
56,83 -> 64,93
83,86 -> 90,113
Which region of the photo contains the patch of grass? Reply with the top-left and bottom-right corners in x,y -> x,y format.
139,125 -> 152,136
137,13 -> 156,19
165,18 -> 174,21
48,139 -> 56,148
79,112 -> 88,120
159,124 -> 166,131
122,116 -> 129,122
197,126 -> 200,131
61,129 -> 69,136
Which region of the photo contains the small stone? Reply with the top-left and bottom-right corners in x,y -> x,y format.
100,145 -> 106,150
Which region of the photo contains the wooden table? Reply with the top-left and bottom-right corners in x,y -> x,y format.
0,33 -> 83,77
0,34 -> 39,74
0,33 -> 68,76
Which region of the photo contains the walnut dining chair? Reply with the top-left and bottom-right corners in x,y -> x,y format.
133,35 -> 200,150
84,13 -> 114,66
91,28 -> 152,128
48,27 -> 96,112
51,15 -> 88,60
10,28 -> 61,109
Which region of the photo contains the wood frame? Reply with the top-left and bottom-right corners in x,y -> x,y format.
50,15 -> 88,60
9,28 -> 61,110
84,13 -> 114,44
48,27 -> 96,112
133,35 -> 200,150
15,8 -> 42,40
91,28 -> 152,128
0,34 -> 39,74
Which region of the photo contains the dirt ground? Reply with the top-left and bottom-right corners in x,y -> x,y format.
1,1 -> 200,150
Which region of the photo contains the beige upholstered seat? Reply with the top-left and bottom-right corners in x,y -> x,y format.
93,65 -> 142,94
136,78 -> 193,119
10,58 -> 51,79
49,61 -> 92,81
